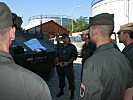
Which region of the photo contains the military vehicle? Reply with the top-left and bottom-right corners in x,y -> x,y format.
9,13 -> 57,80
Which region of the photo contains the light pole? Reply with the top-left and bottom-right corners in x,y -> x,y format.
127,0 -> 129,22
40,15 -> 43,34
56,11 -> 63,26
125,0 -> 130,23
71,5 -> 81,33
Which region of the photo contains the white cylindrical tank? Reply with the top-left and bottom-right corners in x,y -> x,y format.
91,0 -> 133,51
24,15 -> 71,30
91,0 -> 133,32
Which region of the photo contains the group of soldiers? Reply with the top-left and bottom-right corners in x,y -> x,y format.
80,13 -> 133,100
55,13 -> 133,100
0,2 -> 133,100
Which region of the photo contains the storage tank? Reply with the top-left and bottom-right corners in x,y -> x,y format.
91,0 -> 133,50
91,0 -> 133,32
24,15 -> 72,30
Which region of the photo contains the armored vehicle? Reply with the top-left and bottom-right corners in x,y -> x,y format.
9,13 -> 57,80
10,31 -> 57,80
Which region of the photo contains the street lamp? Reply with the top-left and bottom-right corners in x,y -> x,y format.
56,11 -> 63,26
72,5 -> 81,33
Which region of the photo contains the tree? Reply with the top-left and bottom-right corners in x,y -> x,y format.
68,16 -> 89,34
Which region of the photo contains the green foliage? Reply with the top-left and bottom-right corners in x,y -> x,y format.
68,16 -> 89,33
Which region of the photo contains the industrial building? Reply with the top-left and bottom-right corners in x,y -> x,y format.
26,20 -> 69,38
24,15 -> 72,30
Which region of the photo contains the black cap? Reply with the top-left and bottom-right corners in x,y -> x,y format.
89,13 -> 114,27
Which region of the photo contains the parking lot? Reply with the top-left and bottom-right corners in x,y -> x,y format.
46,58 -> 82,100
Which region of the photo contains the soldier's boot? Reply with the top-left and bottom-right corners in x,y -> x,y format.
56,89 -> 64,97
70,90 -> 74,99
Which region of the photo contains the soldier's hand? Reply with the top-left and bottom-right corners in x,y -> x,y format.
63,62 -> 70,67
58,62 -> 63,67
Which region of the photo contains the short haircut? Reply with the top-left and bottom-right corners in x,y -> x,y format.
0,27 -> 9,36
98,25 -> 114,37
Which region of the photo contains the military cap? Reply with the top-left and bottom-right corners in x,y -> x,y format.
81,30 -> 90,39
117,23 -> 133,34
89,13 -> 114,27
82,30 -> 89,35
0,2 -> 13,29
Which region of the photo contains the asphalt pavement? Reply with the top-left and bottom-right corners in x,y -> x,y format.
46,58 -> 82,100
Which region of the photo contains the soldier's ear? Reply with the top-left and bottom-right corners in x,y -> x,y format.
92,26 -> 98,36
9,27 -> 16,40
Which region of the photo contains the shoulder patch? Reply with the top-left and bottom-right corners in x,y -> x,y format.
80,83 -> 86,98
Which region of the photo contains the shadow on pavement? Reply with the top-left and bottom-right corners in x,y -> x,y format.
46,63 -> 82,100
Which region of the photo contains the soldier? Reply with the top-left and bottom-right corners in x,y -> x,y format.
110,32 -> 120,51
117,23 -> 133,69
117,23 -> 133,100
56,33 -> 78,99
80,32 -> 96,82
0,2 -> 51,100
80,13 -> 133,100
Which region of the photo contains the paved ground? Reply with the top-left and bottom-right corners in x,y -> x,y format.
46,58 -> 82,100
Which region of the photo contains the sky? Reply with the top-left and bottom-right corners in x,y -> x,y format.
1,0 -> 92,26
